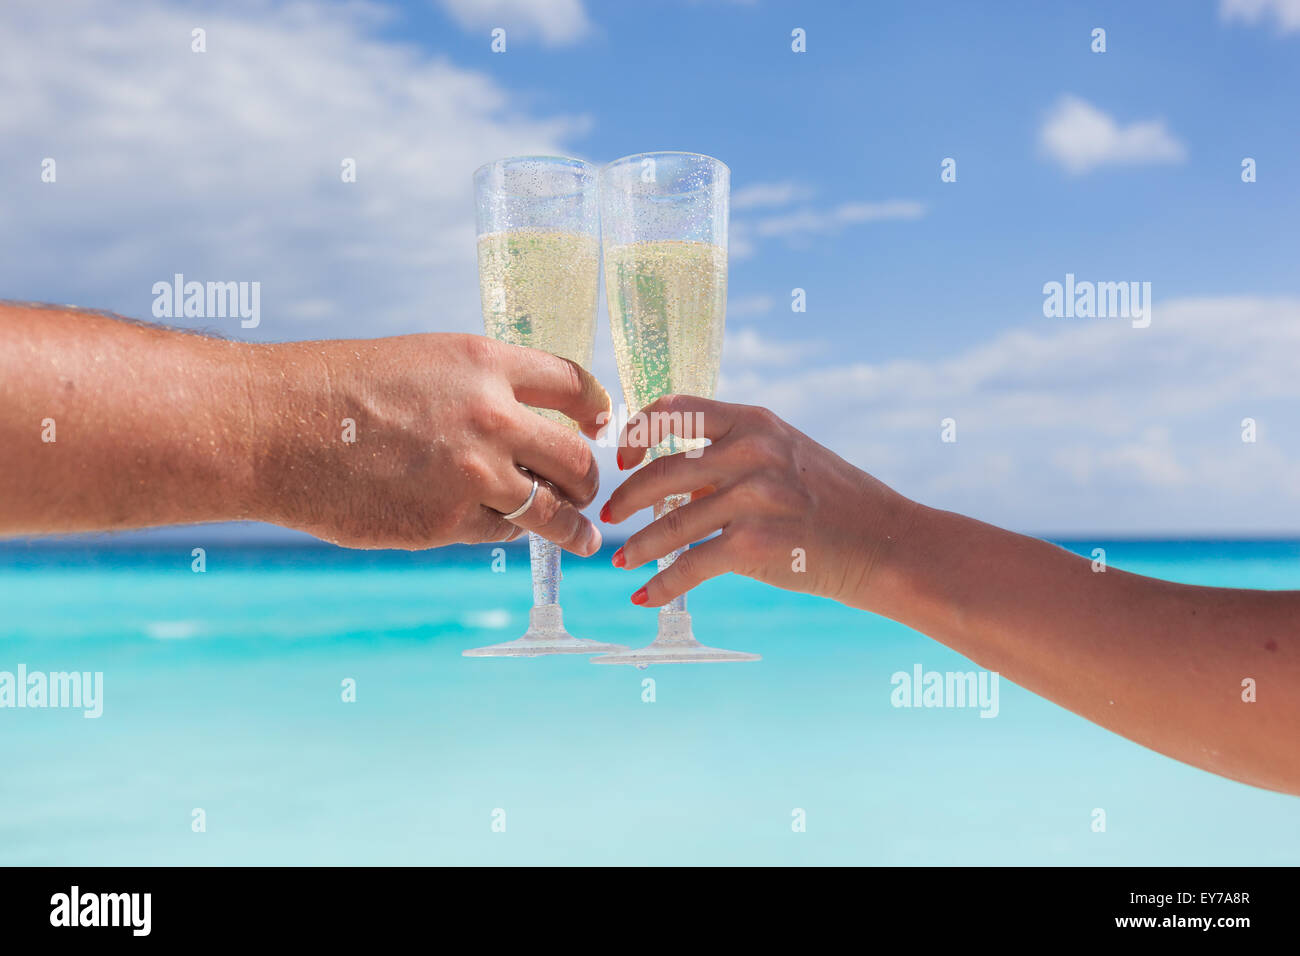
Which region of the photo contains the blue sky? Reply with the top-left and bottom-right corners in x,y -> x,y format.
408,0 -> 1300,355
2,0 -> 1298,537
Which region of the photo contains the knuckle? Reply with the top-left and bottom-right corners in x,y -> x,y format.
558,357 -> 587,400
565,444 -> 599,504
731,433 -> 775,467
746,404 -> 780,429
603,486 -> 626,519
454,451 -> 495,489
530,488 -> 563,527
645,454 -> 671,482
666,550 -> 697,587
787,480 -> 815,511
622,528 -> 652,566
555,510 -> 587,548
661,503 -> 688,539
461,333 -> 499,367
657,393 -> 685,416
755,475 -> 806,511
483,519 -> 516,543
646,450 -> 686,484
467,510 -> 509,544
469,398 -> 514,436
579,457 -> 600,504
751,435 -> 796,472
762,437 -> 794,469
730,481 -> 768,511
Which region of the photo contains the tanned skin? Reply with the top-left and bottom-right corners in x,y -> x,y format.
4,304 -> 1296,795
602,395 -> 1300,796
0,302 -> 611,553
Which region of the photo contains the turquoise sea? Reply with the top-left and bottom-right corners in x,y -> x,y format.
1,537 -> 1297,866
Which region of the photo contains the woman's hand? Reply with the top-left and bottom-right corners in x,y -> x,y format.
599,394 -> 918,608
250,333 -> 610,553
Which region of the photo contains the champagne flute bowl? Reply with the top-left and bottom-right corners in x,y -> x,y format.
592,151 -> 759,667
464,156 -> 625,658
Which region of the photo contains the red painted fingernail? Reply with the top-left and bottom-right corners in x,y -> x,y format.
630,586 -> 648,605
612,547 -> 625,568
599,502 -> 612,523
616,449 -> 625,470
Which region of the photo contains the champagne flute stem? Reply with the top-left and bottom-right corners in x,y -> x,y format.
529,532 -> 561,606
655,494 -> 691,614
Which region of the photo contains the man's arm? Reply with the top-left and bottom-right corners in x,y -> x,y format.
0,303 -> 256,532
0,302 -> 610,553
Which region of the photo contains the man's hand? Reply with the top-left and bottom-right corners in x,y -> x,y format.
0,304 -> 610,553
251,333 -> 609,553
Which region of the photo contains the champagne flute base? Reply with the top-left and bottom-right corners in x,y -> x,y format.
590,609 -> 760,668
463,604 -> 625,658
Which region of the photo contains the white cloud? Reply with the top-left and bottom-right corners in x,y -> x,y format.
1220,0 -> 1300,32
438,0 -> 592,46
0,0 -> 587,340
722,326 -> 821,366
727,294 -> 774,317
720,297 -> 1300,534
731,181 -> 812,211
727,179 -> 924,259
1039,95 -> 1187,175
751,200 -> 925,239
728,221 -> 758,260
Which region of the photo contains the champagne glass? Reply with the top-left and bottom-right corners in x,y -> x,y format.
463,156 -> 625,658
592,151 -> 759,666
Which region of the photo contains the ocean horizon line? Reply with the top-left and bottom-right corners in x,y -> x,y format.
4,531 -> 1300,554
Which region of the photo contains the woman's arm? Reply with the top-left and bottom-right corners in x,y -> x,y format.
601,395 -> 1300,796
0,302 -> 609,553
874,505 -> 1300,796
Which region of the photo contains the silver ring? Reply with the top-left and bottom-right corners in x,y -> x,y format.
501,477 -> 539,521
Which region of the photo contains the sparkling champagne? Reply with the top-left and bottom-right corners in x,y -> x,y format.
464,156 -> 624,658
478,229 -> 599,428
605,239 -> 726,457
591,150 -> 755,665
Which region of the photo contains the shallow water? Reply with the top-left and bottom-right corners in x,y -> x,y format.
1,538 -> 1297,865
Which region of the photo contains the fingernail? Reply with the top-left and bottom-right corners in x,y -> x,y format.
583,524 -> 602,556
616,449 -> 625,470
599,501 -> 611,523
612,547 -> 625,568
630,586 -> 648,606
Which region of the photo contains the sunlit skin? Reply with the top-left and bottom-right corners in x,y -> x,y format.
602,394 -> 1300,797
0,303 -> 609,554
7,303 -> 1298,796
